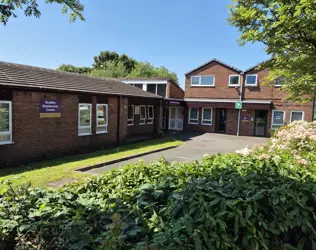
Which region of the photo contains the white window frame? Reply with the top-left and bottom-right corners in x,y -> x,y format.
147,105 -> 154,124
245,74 -> 258,86
78,103 -> 92,136
228,75 -> 241,87
139,105 -> 147,125
190,75 -> 215,87
201,108 -> 212,126
271,110 -> 286,130
290,111 -> 304,122
188,107 -> 199,124
274,77 -> 285,87
127,105 -> 135,126
0,100 -> 13,145
96,104 -> 108,134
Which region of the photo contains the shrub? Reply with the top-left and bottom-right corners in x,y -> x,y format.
1,122 -> 316,249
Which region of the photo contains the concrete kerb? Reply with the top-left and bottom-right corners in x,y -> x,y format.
75,145 -> 179,172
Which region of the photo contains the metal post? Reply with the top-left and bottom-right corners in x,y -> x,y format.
237,72 -> 244,136
237,109 -> 241,136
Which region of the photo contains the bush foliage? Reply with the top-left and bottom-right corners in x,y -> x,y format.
1,122 -> 316,249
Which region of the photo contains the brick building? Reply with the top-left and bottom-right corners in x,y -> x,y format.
183,59 -> 314,137
0,62 -> 162,166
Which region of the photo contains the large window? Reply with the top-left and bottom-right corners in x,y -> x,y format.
271,110 -> 285,130
147,84 -> 157,95
0,101 -> 12,144
290,111 -> 304,122
157,84 -> 167,97
140,105 -> 147,125
78,103 -> 92,135
147,105 -> 154,124
245,74 -> 258,86
96,104 -> 108,133
128,105 -> 134,126
228,75 -> 240,86
133,84 -> 143,89
202,108 -> 212,125
188,107 -> 199,124
191,76 -> 215,86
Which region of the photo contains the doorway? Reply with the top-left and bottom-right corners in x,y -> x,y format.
254,110 -> 268,137
216,108 -> 227,134
168,107 -> 184,131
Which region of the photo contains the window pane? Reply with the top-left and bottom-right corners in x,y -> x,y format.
134,84 -> 143,89
148,106 -> 154,119
0,134 -> 10,142
97,105 -> 107,126
229,76 -> 239,85
291,112 -> 303,121
79,105 -> 91,127
96,126 -> 107,133
140,106 -> 146,119
273,111 -> 284,125
128,106 -> 134,120
246,75 -> 257,85
201,76 -> 214,86
0,103 -> 9,132
147,84 -> 157,95
274,77 -> 285,86
157,84 -> 167,97
203,109 -> 212,120
79,127 -> 91,134
191,76 -> 200,85
190,108 -> 198,119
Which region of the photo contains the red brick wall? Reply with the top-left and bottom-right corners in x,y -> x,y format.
167,81 -> 184,99
239,110 -> 256,137
185,62 -> 241,99
0,90 -> 123,166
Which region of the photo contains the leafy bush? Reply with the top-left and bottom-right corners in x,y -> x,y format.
1,122 -> 316,249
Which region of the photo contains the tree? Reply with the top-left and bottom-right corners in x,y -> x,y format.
88,61 -> 128,78
228,0 -> 316,102
57,64 -> 91,74
1,0 -> 84,25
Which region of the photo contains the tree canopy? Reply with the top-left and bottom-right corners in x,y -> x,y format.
228,0 -> 316,102
0,0 -> 84,25
58,51 -> 179,83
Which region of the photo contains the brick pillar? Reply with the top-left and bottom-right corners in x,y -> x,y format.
118,96 -> 128,145
92,95 -> 97,135
154,100 -> 162,131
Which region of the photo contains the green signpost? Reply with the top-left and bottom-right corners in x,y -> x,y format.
235,101 -> 243,110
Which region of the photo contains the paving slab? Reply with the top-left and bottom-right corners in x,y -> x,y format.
88,133 -> 268,175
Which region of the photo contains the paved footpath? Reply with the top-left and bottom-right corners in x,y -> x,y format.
88,133 -> 268,174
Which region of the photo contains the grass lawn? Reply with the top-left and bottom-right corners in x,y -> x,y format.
0,137 -> 183,188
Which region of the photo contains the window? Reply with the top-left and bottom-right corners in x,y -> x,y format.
271,110 -> 285,130
188,107 -> 199,124
290,111 -> 304,122
191,76 -> 215,86
228,75 -> 240,86
134,84 -> 143,89
245,74 -> 258,86
140,105 -> 147,125
157,84 -> 167,97
202,108 -> 212,125
0,101 -> 12,144
79,104 -> 92,135
96,104 -> 108,133
274,77 -> 286,87
147,84 -> 157,95
128,105 -> 134,126
147,105 -> 154,124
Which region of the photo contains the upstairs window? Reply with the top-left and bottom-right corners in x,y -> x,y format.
79,104 -> 92,135
271,110 -> 285,130
134,84 -> 143,89
96,104 -> 108,134
228,75 -> 240,86
274,76 -> 286,87
147,105 -> 154,124
147,84 -> 157,95
128,105 -> 134,126
188,107 -> 199,124
157,84 -> 167,97
290,111 -> 304,122
245,74 -> 258,86
191,76 -> 215,86
140,105 -> 147,125
0,101 -> 12,144
202,108 -> 212,125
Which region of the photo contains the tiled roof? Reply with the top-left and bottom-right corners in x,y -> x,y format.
0,61 -> 161,98
185,58 -> 243,75
244,59 -> 273,73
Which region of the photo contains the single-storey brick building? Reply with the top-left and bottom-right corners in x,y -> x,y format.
0,62 -> 162,166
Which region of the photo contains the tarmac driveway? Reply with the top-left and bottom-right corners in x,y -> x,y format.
88,133 -> 268,174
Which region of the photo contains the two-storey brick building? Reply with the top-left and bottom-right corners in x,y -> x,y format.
183,59 -> 314,137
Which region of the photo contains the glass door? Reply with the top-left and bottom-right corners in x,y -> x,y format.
168,107 -> 183,131
254,110 -> 268,137
215,108 -> 227,134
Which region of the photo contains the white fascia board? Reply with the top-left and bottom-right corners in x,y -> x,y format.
122,80 -> 168,84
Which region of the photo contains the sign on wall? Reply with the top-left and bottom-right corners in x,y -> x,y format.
242,116 -> 249,121
40,100 -> 61,118
235,101 -> 243,110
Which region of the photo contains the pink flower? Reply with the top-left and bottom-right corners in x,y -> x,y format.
258,154 -> 270,160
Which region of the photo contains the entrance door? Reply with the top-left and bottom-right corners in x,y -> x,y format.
216,108 -> 227,134
169,107 -> 183,131
254,110 -> 268,137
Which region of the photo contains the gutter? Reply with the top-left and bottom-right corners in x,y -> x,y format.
237,72 -> 244,136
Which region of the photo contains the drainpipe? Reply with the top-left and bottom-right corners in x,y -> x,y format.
237,72 -> 244,136
117,96 -> 121,146
313,93 -> 316,121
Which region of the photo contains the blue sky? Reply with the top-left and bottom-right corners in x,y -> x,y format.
0,0 -> 269,88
